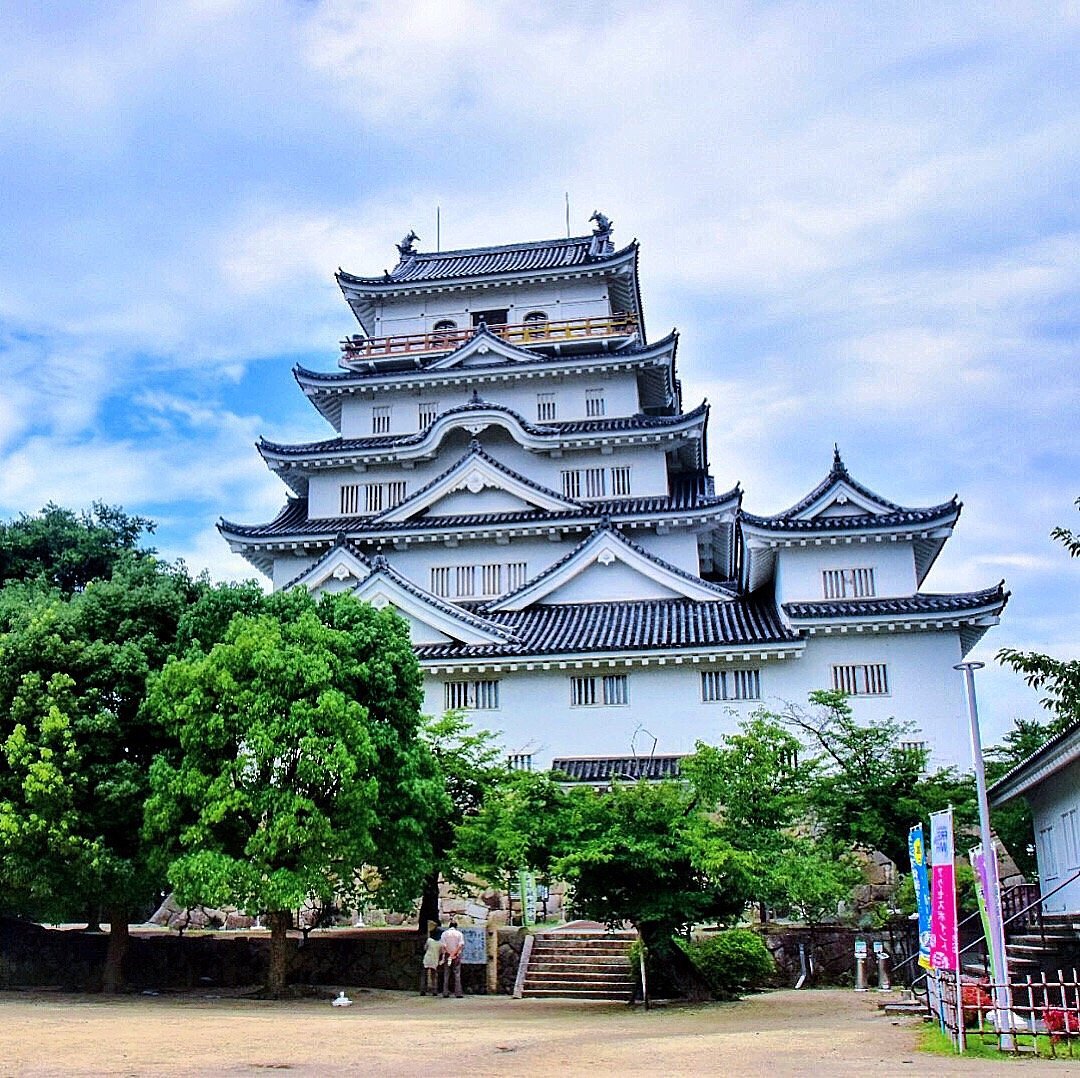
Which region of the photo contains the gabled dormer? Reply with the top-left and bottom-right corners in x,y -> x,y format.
739,448 -> 961,602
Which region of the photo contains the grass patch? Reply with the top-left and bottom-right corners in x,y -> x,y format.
920,1023 -> 1080,1061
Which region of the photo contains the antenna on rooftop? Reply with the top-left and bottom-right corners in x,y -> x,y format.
565,192 -> 570,238
436,206 -> 441,252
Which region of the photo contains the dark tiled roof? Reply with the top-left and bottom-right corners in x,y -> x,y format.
218,485 -> 738,540
741,502 -> 959,532
412,595 -> 797,659
258,400 -> 708,457
743,447 -> 959,529
337,235 -> 629,287
783,585 -> 1008,620
551,755 -> 686,783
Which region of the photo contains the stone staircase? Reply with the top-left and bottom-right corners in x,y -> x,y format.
1005,914 -> 1080,979
520,930 -> 636,1000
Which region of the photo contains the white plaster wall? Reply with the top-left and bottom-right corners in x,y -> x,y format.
373,278 -> 612,337
306,441 -> 670,518
338,370 -> 643,437
773,540 -> 918,603
1029,767 -> 1080,914
271,553 -> 317,590
419,628 -> 973,771
629,529 -> 701,575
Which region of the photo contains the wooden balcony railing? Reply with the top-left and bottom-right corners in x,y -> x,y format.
341,313 -> 638,362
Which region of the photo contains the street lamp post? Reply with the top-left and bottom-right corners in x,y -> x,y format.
955,660 -> 1013,1049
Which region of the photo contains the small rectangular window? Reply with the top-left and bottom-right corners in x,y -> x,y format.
561,469 -> 581,499
472,309 -> 508,327
570,676 -> 598,707
418,401 -> 439,428
506,562 -> 527,591
1062,809 -> 1080,869
430,567 -> 451,597
585,388 -> 606,417
481,563 -> 502,596
445,679 -> 500,710
340,484 -> 360,515
822,567 -> 875,599
729,669 -> 760,700
372,405 -> 391,434
584,467 -> 606,498
831,663 -> 889,695
610,466 -> 631,497
537,393 -> 557,421
455,565 -> 476,597
602,674 -> 628,705
1039,825 -> 1059,879
701,670 -> 725,703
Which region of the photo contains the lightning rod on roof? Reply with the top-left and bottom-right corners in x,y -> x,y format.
436,206 -> 440,252
565,192 -> 570,238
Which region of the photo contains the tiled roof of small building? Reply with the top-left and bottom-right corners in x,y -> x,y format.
551,755 -> 686,783
336,235 -> 630,287
411,595 -> 796,659
783,585 -> 1008,620
257,400 -> 708,457
740,502 -> 960,532
741,447 -> 960,530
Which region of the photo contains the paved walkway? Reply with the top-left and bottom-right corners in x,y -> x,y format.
0,987 -> 1042,1075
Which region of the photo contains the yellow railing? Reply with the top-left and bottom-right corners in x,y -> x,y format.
341,313 -> 638,361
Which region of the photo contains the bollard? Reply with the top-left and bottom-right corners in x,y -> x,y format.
854,940 -> 869,991
875,944 -> 891,991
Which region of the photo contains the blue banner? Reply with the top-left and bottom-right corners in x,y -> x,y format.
909,823 -> 932,970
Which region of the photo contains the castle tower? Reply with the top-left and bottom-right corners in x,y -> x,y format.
221,218 -> 1006,767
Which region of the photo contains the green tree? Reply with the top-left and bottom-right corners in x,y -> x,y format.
143,592 -> 444,997
0,552 -> 202,990
416,711 -> 510,934
456,770 -> 754,999
0,502 -> 155,594
998,497 -> 1079,727
778,690 -> 972,867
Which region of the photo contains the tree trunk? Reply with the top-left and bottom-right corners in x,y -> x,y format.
640,923 -> 713,1002
102,909 -> 129,994
266,910 -> 292,998
417,870 -> 441,937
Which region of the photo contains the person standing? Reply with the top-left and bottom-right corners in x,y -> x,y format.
420,925 -> 443,995
440,921 -> 465,998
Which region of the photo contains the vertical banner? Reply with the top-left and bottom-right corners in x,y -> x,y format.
517,869 -> 537,927
929,808 -> 959,972
969,843 -> 1001,983
908,824 -> 932,969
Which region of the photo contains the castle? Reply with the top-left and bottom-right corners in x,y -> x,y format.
220,216 -> 1006,768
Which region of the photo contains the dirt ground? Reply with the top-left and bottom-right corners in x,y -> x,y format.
0,987 -> 1049,1076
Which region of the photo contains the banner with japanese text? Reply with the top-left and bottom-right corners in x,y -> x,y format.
969,843 -> 1002,982
928,808 -> 958,972
908,824 -> 932,969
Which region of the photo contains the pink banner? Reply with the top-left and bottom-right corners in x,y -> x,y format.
928,808 -> 958,972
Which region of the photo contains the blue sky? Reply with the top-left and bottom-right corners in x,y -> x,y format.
1,1 -> 1076,746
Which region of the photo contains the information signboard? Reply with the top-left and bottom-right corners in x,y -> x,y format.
461,926 -> 487,965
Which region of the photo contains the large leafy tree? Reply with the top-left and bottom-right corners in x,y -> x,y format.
143,591 -> 446,997
456,769 -> 754,999
0,544 -> 203,991
0,502 -> 155,594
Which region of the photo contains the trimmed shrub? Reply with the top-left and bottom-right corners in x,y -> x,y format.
683,929 -> 775,997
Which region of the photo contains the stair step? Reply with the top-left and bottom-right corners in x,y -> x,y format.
522,967 -> 626,976
526,971 -> 635,984
1008,933 -> 1080,945
522,987 -> 631,1000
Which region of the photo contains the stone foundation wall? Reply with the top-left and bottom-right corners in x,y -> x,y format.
760,921 -> 919,987
0,918 -> 527,995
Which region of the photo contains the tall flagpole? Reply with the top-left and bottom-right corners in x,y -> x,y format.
956,660 -> 1014,1050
